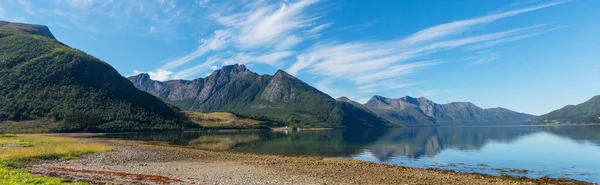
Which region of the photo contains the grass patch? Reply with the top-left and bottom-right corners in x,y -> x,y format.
0,167 -> 88,185
0,135 -> 114,166
0,134 -> 114,184
184,111 -> 269,129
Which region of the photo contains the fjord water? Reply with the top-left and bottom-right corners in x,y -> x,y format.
100,125 -> 600,183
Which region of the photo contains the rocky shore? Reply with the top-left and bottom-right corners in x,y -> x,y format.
28,138 -> 592,185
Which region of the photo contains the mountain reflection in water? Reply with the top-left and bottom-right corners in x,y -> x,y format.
100,125 -> 600,182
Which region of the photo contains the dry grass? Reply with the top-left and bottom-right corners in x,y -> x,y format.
0,134 -> 114,184
184,111 -> 264,129
1,135 -> 114,166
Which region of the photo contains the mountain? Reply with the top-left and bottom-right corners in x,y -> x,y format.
0,21 -> 190,133
364,95 -> 535,125
128,65 -> 393,128
538,95 -> 600,124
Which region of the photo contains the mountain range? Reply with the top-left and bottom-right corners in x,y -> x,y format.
128,64 -> 392,128
129,65 -> 537,126
364,95 -> 536,125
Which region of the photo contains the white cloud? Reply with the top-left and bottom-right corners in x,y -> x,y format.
352,61 -> 439,85
468,25 -> 565,50
306,23 -> 331,38
160,29 -> 232,71
336,19 -> 377,31
151,0 -> 323,80
286,1 -> 566,93
357,98 -> 371,104
275,36 -> 303,50
16,0 -> 35,15
400,1 -> 568,45
196,0 -> 210,8
357,81 -> 422,93
60,0 -> 98,8
145,26 -> 156,35
254,51 -> 294,66
467,51 -> 498,65
171,57 -> 220,79
315,79 -> 341,98
133,69 -> 173,81
213,0 -> 321,50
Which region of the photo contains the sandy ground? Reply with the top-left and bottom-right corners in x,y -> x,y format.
28,138 -> 592,185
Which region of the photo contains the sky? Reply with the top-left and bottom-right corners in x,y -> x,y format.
1,0 -> 599,115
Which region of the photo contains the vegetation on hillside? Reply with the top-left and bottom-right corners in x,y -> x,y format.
538,95 -> 600,124
0,23 -> 192,132
0,134 -> 113,184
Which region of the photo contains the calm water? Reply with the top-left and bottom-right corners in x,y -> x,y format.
99,125 -> 600,183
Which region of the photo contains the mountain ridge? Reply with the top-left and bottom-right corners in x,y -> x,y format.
364,95 -> 535,125
538,95 -> 600,124
129,65 -> 393,128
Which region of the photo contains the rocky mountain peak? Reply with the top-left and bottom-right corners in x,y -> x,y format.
210,64 -> 249,77
336,96 -> 352,102
273,69 -> 296,79
129,73 -> 151,82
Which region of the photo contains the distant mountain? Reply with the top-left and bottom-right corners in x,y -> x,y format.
0,21 -> 189,132
364,95 -> 535,125
538,95 -> 600,124
128,65 -> 392,128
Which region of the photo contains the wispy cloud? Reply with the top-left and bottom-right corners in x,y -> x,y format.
286,1 -> 567,93
336,19 -> 377,31
468,25 -> 566,50
160,29 -> 232,71
148,0 -> 325,80
357,81 -> 422,93
172,57 -> 221,79
315,79 -> 342,98
16,0 -> 35,15
213,0 -> 321,50
466,51 -> 498,65
400,1 -> 568,45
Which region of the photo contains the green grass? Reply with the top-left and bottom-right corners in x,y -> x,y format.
0,134 -> 114,184
0,167 -> 88,185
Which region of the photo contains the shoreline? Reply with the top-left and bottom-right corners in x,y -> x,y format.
25,137 -> 593,185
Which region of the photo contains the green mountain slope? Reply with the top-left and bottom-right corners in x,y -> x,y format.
0,21 -> 189,132
129,66 -> 393,128
539,95 -> 600,124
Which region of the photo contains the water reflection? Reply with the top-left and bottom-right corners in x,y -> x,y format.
100,126 -> 600,158
100,125 -> 600,182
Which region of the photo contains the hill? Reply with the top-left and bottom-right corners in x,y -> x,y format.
0,21 -> 190,133
538,95 -> 600,124
364,95 -> 535,125
128,65 -> 393,128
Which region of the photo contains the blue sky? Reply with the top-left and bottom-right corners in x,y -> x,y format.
1,0 -> 599,115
